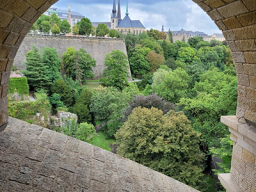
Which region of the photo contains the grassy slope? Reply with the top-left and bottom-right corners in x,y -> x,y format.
90,131 -> 116,151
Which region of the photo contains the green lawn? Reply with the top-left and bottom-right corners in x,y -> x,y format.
89,131 -> 116,151
86,79 -> 101,82
82,82 -> 103,89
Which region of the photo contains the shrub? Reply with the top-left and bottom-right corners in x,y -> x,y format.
8,77 -> 29,95
71,88 -> 92,124
52,79 -> 74,107
122,94 -> 175,121
76,123 -> 96,142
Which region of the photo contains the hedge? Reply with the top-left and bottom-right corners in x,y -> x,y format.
8,77 -> 29,95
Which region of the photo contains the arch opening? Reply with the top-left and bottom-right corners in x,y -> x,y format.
0,0 -> 256,191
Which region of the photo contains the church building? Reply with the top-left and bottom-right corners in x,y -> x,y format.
92,0 -> 146,35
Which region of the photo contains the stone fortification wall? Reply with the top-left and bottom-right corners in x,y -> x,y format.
14,36 -> 131,79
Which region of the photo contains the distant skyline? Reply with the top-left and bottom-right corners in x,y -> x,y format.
53,0 -> 222,35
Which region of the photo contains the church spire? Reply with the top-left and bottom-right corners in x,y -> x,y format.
112,0 -> 117,18
117,0 -> 121,20
126,0 -> 129,16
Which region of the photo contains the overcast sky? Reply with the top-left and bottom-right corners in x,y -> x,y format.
53,0 -> 221,35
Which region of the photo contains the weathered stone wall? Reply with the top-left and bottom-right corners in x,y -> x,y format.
219,116 -> 256,192
14,36 -> 131,79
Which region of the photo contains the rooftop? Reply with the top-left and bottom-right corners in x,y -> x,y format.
0,117 -> 199,191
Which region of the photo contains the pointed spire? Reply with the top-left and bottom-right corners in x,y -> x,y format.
126,0 -> 129,16
111,0 -> 117,18
117,0 -> 121,20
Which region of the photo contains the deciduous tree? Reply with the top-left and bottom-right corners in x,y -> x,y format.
96,23 -> 109,37
51,24 -> 60,35
60,20 -> 71,34
116,107 -> 205,191
101,50 -> 129,90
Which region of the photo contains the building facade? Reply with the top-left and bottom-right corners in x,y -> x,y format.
92,0 -> 146,35
164,28 -> 225,43
44,7 -> 84,28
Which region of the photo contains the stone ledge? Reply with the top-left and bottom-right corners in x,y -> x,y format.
218,173 -> 241,192
221,116 -> 240,131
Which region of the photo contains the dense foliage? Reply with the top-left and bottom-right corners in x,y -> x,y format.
8,77 -> 29,95
116,107 -> 206,191
101,50 -> 129,90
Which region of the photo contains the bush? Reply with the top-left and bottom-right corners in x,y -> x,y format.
8,93 -> 51,127
52,79 -> 74,107
76,123 -> 96,142
122,94 -> 175,121
116,107 -> 206,191
71,88 -> 92,124
8,77 -> 29,95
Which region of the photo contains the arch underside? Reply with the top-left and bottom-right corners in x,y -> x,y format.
0,0 -> 255,191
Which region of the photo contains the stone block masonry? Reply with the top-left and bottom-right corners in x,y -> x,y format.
13,36 -> 132,79
0,117 -> 200,192
219,116 -> 256,192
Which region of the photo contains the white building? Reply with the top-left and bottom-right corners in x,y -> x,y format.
44,7 -> 84,28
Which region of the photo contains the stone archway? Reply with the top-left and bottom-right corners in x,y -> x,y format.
0,0 -> 255,191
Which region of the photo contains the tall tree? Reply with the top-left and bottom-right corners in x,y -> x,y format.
161,40 -> 168,59
51,24 -> 60,35
60,20 -> 71,34
22,47 -> 50,91
50,13 -> 61,27
72,24 -> 79,36
52,79 -> 74,107
41,47 -> 62,91
41,21 -> 51,34
79,18 -> 93,36
101,50 -> 129,90
36,15 -> 50,32
146,51 -> 165,72
188,37 -> 202,48
147,28 -> 159,40
168,29 -> 173,43
159,32 -> 167,40
96,23 -> 109,37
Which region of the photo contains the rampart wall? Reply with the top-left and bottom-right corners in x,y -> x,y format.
14,36 -> 131,79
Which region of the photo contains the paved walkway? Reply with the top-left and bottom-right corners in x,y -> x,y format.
0,117 -> 199,192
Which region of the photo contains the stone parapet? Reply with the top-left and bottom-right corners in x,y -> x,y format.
220,116 -> 256,192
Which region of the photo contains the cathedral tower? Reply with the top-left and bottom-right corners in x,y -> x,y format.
111,0 -> 118,29
117,0 -> 121,20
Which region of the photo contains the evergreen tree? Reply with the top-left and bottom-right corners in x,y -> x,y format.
60,20 -> 71,34
71,88 -> 92,124
161,40 -> 168,60
22,47 -> 50,91
51,24 -> 60,35
72,52 -> 84,84
52,79 -> 74,107
41,47 -> 62,91
168,29 -> 173,43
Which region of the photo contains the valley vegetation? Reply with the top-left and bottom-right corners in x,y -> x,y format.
10,29 -> 236,192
